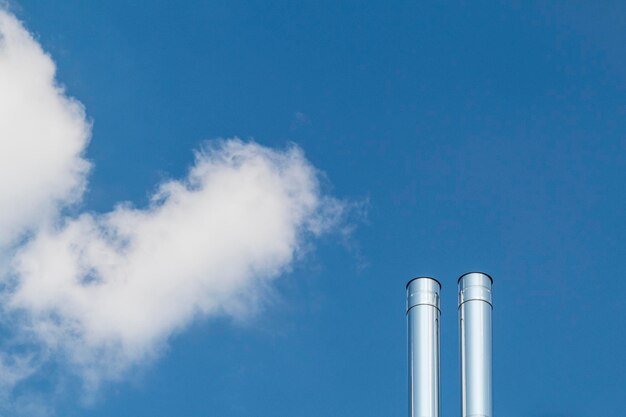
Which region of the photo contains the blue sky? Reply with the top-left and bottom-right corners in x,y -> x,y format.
2,1 -> 626,416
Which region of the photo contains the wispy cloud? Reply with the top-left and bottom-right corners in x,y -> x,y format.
290,111 -> 312,130
0,8 -> 347,410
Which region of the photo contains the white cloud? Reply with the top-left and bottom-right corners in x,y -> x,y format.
10,141 -> 341,390
0,10 -> 90,249
0,8 -> 345,400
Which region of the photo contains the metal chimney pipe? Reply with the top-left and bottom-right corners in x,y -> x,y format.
407,277 -> 441,417
458,272 -> 493,417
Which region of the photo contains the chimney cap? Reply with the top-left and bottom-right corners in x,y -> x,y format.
457,271 -> 493,284
406,276 -> 442,289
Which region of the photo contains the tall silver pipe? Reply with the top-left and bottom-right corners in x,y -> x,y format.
407,277 -> 441,417
458,272 -> 493,417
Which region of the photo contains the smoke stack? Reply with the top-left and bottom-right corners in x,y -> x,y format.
406,277 -> 441,417
458,272 -> 493,417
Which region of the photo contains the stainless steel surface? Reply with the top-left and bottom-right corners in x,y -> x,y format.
407,277 -> 441,417
458,272 -> 493,417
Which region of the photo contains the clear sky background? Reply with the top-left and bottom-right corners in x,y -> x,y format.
4,1 -> 626,416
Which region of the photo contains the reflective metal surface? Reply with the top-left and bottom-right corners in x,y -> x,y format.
458,272 -> 493,417
407,277 -> 441,417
